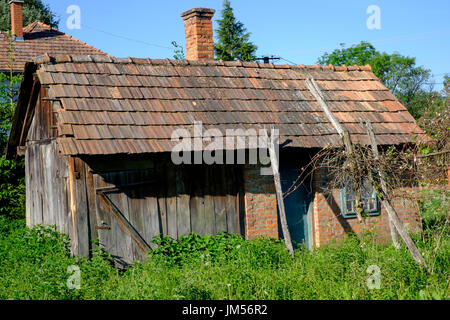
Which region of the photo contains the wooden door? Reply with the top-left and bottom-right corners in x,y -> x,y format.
92,164 -> 243,265
279,166 -> 312,249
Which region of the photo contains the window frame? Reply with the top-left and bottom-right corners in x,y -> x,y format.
340,182 -> 381,219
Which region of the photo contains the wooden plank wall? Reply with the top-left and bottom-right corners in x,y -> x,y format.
25,141 -> 72,243
88,159 -> 244,264
25,88 -> 245,263
25,87 -> 86,256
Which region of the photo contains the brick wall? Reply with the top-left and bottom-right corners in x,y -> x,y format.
311,167 -> 422,247
243,164 -> 278,239
181,8 -> 215,61
10,1 -> 24,38
241,163 -> 422,246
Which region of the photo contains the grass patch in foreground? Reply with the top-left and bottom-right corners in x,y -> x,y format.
0,190 -> 448,300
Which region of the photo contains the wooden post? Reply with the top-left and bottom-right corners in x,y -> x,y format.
362,120 -> 401,249
265,128 -> 294,257
363,120 -> 428,271
306,79 -> 364,222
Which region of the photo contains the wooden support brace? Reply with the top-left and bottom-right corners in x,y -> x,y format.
362,120 -> 428,271
97,191 -> 151,253
265,128 -> 295,257
362,120 -> 401,249
306,78 -> 364,222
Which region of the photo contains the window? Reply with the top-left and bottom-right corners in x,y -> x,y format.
340,179 -> 380,218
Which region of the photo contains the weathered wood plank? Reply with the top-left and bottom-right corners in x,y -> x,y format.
266,129 -> 294,256
42,144 -> 55,226
74,158 -> 90,257
34,144 -> 44,226
133,169 -> 159,254
176,165 -> 191,237
226,166 -> 238,234
67,157 -> 79,255
190,166 -> 206,235
166,163 -> 178,239
111,172 -> 134,264
213,165 -> 228,234
93,174 -> 114,255
157,161 -> 168,237
84,166 -> 99,256
125,171 -> 147,261
203,166 -> 216,235
25,145 -> 33,228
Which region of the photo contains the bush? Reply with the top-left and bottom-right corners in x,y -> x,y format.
0,157 -> 25,219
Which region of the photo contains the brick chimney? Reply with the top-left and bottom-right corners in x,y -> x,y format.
10,0 -> 24,42
181,7 -> 215,61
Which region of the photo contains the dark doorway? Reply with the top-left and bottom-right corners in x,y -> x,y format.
278,159 -> 313,249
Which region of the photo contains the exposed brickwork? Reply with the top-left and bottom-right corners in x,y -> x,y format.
10,1 -> 24,38
243,165 -> 278,239
311,167 -> 422,247
181,8 -> 215,61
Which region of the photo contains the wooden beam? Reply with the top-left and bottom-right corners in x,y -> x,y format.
265,128 -> 294,256
95,180 -> 156,194
97,192 -> 151,253
363,120 -> 428,271
18,78 -> 41,147
362,120 -> 401,248
306,78 -> 363,222
5,62 -> 37,159
379,196 -> 429,271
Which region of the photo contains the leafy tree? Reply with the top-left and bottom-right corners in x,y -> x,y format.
317,41 -> 377,66
214,0 -> 257,61
0,33 -> 25,219
318,42 -> 432,119
0,0 -> 59,31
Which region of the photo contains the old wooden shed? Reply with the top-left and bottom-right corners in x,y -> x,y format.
6,8 -> 426,264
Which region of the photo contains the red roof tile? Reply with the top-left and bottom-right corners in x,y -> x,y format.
0,22 -> 106,72
10,55 -> 428,156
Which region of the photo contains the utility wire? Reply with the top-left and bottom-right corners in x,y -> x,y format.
279,57 -> 298,65
83,24 -> 173,50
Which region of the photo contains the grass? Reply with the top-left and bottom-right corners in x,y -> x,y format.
0,189 -> 448,300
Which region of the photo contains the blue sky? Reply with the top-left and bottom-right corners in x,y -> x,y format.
45,0 -> 449,90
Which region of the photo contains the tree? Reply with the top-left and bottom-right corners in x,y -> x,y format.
317,41 -> 377,66
318,42 -> 432,119
214,0 -> 257,61
0,0 -> 59,31
0,34 -> 25,219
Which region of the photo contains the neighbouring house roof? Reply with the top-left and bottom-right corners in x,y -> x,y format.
7,55 -> 428,158
0,22 -> 106,72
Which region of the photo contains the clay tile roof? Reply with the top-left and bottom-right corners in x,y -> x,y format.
0,22 -> 106,72
8,55 -> 428,157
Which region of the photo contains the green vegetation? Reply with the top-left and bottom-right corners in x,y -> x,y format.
171,41 -> 185,60
0,36 -> 25,220
0,190 -> 448,300
214,0 -> 257,62
0,0 -> 59,31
